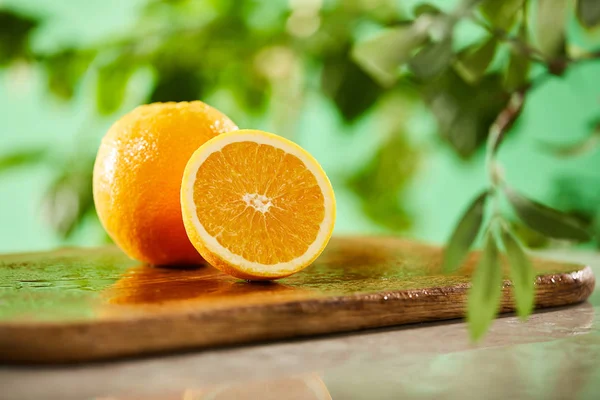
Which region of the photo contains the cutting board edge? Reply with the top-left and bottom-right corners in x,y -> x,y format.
0,266 -> 594,364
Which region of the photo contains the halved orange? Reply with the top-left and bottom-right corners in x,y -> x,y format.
181,129 -> 336,280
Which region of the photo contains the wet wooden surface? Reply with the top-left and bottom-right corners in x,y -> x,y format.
0,236 -> 595,363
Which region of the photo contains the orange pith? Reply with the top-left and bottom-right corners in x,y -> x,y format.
193,141 -> 325,265
93,101 -> 237,266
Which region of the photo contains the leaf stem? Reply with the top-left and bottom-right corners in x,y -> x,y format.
469,15 -> 546,64
485,91 -> 525,219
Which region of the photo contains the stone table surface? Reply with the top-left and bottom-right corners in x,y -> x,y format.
1,250 -> 600,400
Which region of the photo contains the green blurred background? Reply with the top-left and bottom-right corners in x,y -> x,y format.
1,0 -> 600,254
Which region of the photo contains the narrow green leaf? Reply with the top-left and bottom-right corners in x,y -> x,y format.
504,25 -> 531,91
467,232 -> 503,341
41,158 -> 94,238
577,0 -> 600,29
479,0 -> 524,30
509,220 -> 550,249
538,126 -> 600,157
501,225 -> 535,319
413,3 -> 442,17
454,36 -> 498,84
0,10 -> 38,65
352,25 -> 428,87
409,37 -> 454,80
347,133 -> 418,231
96,60 -> 135,115
535,0 -> 568,58
593,209 -> 600,249
423,71 -> 510,157
443,191 -> 488,273
503,185 -> 592,241
45,49 -> 94,100
322,50 -> 384,123
0,148 -> 47,172
150,66 -> 203,103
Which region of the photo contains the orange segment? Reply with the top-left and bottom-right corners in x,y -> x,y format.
181,130 -> 336,280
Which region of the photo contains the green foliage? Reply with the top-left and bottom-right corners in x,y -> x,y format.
96,57 -> 136,114
535,0 -> 568,58
454,36 -> 497,84
347,133 -> 417,231
467,231 -> 502,341
0,148 -> 48,172
41,158 -> 95,239
503,185 -> 592,241
504,25 -> 531,91
442,191 -> 487,273
479,0 -> 524,30
576,0 -> 600,29
538,122 -> 600,157
549,175 -> 600,247
44,50 -> 95,100
409,37 -> 454,80
500,224 -> 535,319
508,220 -> 550,249
0,11 -> 38,65
413,3 -> 441,17
352,25 -> 427,86
423,71 -> 510,157
322,50 -> 384,123
339,0 -> 600,340
150,66 -> 204,103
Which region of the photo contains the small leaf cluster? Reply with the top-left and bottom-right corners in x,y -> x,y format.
444,180 -> 591,340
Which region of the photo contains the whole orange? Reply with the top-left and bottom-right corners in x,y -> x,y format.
93,101 -> 238,265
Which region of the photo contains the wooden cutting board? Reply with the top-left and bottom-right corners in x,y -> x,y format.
0,236 -> 594,363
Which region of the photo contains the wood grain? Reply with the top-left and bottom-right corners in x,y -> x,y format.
0,236 -> 594,363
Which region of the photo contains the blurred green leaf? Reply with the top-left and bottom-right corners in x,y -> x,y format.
503,185 -> 592,241
150,66 -> 203,103
538,125 -> 600,157
467,232 -> 502,341
347,133 -> 418,231
549,174 -> 600,247
230,68 -> 269,115
508,219 -> 550,248
41,158 -> 94,239
504,25 -> 531,91
0,10 -> 38,65
352,25 -> 428,87
96,58 -> 135,115
409,37 -> 454,80
423,70 -> 510,157
443,191 -> 488,273
593,210 -> 600,249
535,0 -> 568,58
551,173 -> 600,217
45,49 -> 95,100
454,36 -> 498,84
413,3 -> 442,17
322,52 -> 384,123
0,148 -> 47,173
576,0 -> 600,28
479,0 -> 524,30
500,224 -> 535,319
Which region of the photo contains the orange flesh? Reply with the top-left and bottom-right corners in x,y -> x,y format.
192,141 -> 325,265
